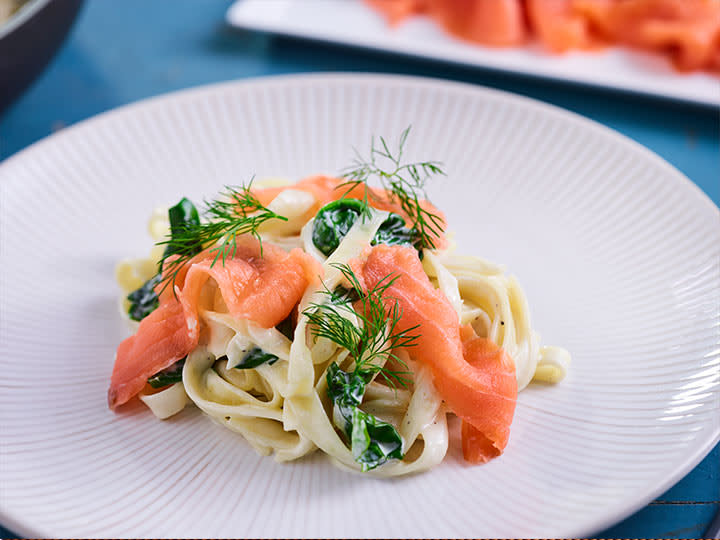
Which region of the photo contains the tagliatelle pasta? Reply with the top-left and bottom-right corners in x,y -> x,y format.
109,133 -> 569,475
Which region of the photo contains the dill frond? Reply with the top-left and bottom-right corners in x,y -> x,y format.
157,182 -> 287,293
339,126 -> 446,249
303,262 -> 419,389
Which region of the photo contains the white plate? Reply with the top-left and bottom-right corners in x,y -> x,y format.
227,0 -> 720,107
0,74 -> 718,538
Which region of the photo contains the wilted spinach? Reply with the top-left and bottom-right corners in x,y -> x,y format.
127,273 -> 162,322
234,347 -> 279,369
147,357 -> 186,388
326,362 -> 403,471
311,200 -> 417,256
163,197 -> 201,258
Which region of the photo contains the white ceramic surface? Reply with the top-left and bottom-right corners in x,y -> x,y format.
0,74 -> 718,538
227,0 -> 720,107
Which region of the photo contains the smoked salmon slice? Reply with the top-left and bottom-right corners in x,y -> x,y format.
109,300 -> 196,410
175,236 -> 321,329
573,0 -> 720,71
365,0 -> 428,25
109,236 -> 321,409
352,245 -> 518,463
526,0 -> 597,52
426,0 -> 527,46
368,0 -> 526,46
459,325 -> 518,462
253,175 -> 342,214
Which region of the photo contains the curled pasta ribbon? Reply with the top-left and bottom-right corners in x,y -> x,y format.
533,346 -> 571,383
139,383 -> 190,420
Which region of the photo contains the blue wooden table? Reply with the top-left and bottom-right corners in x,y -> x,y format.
0,1 -> 718,537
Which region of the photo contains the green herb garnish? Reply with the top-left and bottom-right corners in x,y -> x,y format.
371,212 -> 415,248
127,273 -> 162,322
234,347 -> 279,369
147,357 -> 186,388
312,199 -> 367,256
157,183 -> 287,293
339,126 -> 445,250
311,199 -> 416,256
326,361 -> 367,436
126,198 -> 202,321
350,406 -> 404,470
164,197 -> 201,258
326,362 -> 404,471
303,262 -> 418,389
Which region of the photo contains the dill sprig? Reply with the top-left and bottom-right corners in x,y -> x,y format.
303,262 -> 419,389
157,183 -> 287,293
339,126 -> 446,249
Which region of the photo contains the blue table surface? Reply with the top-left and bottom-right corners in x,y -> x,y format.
0,1 -> 718,538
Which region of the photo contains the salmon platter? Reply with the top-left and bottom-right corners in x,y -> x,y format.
110,128 -> 570,475
366,0 -> 720,74
227,0 -> 720,106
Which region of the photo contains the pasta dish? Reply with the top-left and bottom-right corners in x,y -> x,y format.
109,129 -> 570,476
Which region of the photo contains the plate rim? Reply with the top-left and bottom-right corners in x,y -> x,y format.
0,72 -> 718,538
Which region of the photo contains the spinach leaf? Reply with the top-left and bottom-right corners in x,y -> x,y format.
312,199 -> 366,256
326,362 -> 366,437
147,357 -> 186,388
331,285 -> 360,305
163,197 -> 201,258
234,347 -> 279,369
351,408 -> 404,471
127,197 -> 201,322
127,273 -> 162,322
311,199 -> 418,256
372,212 -> 416,248
326,362 -> 404,471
